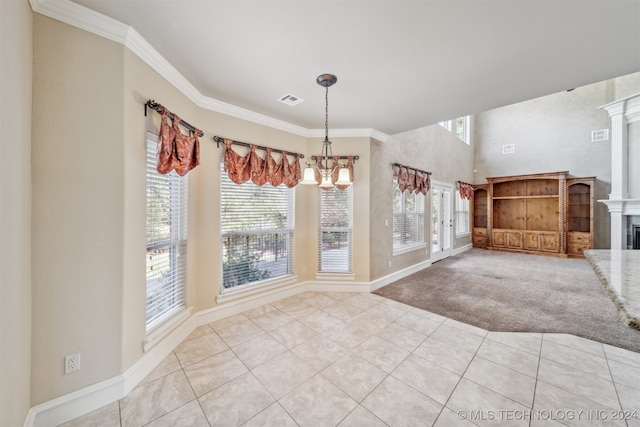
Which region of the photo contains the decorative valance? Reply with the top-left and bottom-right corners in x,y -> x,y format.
392,163 -> 431,195
146,100 -> 202,176
215,136 -> 303,188
458,181 -> 474,200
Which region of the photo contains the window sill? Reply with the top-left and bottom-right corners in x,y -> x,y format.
393,243 -> 427,256
315,272 -> 355,281
455,232 -> 472,238
143,306 -> 192,353
217,275 -> 298,305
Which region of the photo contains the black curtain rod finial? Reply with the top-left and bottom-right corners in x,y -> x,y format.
145,99 -> 203,137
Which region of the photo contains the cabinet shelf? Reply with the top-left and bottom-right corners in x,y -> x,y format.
493,195 -> 559,200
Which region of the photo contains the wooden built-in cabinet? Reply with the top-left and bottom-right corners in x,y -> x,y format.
566,178 -> 594,257
472,172 -> 594,257
472,185 -> 488,248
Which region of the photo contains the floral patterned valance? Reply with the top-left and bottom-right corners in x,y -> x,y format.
223,139 -> 302,188
152,103 -> 202,176
458,181 -> 474,200
393,163 -> 431,195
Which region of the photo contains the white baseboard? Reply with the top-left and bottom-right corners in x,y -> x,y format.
453,243 -> 473,256
370,259 -> 432,292
26,314 -> 197,427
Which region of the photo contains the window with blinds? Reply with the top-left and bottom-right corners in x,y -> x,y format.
220,163 -> 293,290
319,186 -> 353,273
393,178 -> 425,252
146,133 -> 187,332
455,190 -> 470,236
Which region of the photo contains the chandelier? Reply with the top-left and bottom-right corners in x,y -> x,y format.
300,74 -> 352,190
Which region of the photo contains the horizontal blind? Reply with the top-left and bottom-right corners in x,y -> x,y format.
220,162 -> 293,290
319,186 -> 353,273
393,178 -> 425,250
146,133 -> 187,332
455,191 -> 470,235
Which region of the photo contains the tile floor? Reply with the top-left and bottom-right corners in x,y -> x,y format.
61,291 -> 640,427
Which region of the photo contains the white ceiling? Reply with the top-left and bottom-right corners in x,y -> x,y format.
68,0 -> 640,136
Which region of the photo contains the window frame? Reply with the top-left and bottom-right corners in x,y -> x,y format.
318,185 -> 353,274
145,132 -> 188,335
392,178 -> 427,255
219,162 -> 295,293
440,115 -> 471,145
455,190 -> 471,237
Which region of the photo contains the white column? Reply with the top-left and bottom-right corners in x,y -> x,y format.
610,205 -> 627,250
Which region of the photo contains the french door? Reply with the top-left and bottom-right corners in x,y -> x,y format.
431,182 -> 453,262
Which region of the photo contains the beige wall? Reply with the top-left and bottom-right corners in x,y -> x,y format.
31,14 -> 126,404
0,1 -> 33,424
369,124 -> 475,280
474,72 -> 640,249
30,14 -> 376,406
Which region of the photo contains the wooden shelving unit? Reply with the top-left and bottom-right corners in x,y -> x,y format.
566,178 -> 595,257
472,172 -> 594,257
472,185 -> 488,248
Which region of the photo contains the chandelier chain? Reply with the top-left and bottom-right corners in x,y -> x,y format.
325,86 -> 329,142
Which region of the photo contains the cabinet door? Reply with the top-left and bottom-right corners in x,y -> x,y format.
492,230 -> 507,247
540,232 -> 559,252
473,227 -> 487,248
524,232 -> 541,250
507,230 -> 523,248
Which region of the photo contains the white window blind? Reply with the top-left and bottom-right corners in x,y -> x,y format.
220,162 -> 293,290
319,186 -> 353,273
393,178 -> 425,251
146,133 -> 187,332
455,191 -> 470,236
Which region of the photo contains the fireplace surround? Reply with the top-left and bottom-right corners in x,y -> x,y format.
599,92 -> 640,249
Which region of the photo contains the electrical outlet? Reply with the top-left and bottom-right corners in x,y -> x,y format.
65,353 -> 81,374
388,260 -> 392,268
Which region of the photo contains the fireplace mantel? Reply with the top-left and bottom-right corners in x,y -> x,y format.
599,199 -> 640,216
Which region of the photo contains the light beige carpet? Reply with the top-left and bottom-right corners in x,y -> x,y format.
374,248 -> 640,352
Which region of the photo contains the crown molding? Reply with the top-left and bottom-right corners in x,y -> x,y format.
29,0 -> 388,141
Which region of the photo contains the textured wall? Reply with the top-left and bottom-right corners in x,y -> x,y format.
474,73 -> 640,249
369,124 -> 475,281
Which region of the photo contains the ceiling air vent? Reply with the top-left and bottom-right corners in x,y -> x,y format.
502,144 -> 515,154
278,93 -> 304,107
591,129 -> 609,142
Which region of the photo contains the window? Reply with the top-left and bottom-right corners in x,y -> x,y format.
439,116 -> 470,144
220,163 -> 293,290
319,186 -> 353,273
454,116 -> 470,144
438,120 -> 452,132
393,179 -> 426,253
146,133 -> 187,332
455,191 -> 470,236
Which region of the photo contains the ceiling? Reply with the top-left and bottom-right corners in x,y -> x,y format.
68,0 -> 640,136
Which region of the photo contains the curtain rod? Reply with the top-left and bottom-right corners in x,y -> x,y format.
213,135 -> 304,159
392,163 -> 432,175
312,155 -> 359,161
145,100 -> 204,137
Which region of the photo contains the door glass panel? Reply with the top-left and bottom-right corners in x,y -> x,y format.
432,189 -> 440,254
